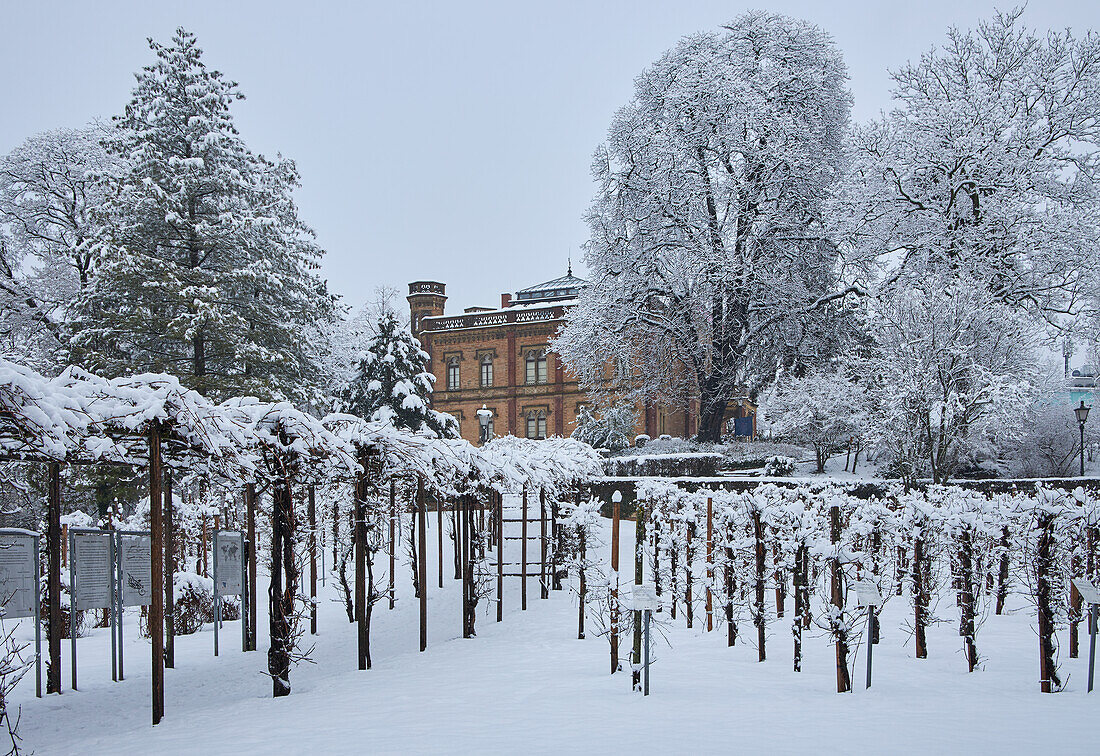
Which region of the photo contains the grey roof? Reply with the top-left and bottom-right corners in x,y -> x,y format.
515,272 -> 587,302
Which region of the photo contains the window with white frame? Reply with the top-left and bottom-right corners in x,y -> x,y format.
480,354 -> 493,387
525,349 -> 548,385
525,409 -> 547,440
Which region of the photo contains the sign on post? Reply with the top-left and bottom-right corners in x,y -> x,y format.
213,530 -> 245,657
118,533 -> 153,607
69,529 -> 116,690
631,585 -> 658,611
0,529 -> 42,697
1073,577 -> 1100,694
854,581 -> 883,690
214,531 -> 243,596
631,585 -> 657,696
114,531 -> 152,681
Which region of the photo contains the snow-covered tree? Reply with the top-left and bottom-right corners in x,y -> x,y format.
767,368 -> 870,473
863,276 -> 1036,485
554,11 -> 862,442
72,28 -> 335,403
341,307 -> 457,438
835,8 -> 1100,320
0,124 -> 118,302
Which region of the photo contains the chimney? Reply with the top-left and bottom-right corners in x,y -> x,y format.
501,293 -> 512,308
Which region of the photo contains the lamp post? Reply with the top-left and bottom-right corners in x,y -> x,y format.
477,405 -> 493,446
1075,400 -> 1091,477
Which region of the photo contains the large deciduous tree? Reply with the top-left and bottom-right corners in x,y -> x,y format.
72,28 -> 334,402
554,12 -> 860,442
836,8 -> 1100,321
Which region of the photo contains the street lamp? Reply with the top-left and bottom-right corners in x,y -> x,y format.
476,405 -> 493,446
1075,400 -> 1091,477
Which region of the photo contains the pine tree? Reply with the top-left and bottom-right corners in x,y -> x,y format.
342,309 -> 457,438
72,28 -> 334,402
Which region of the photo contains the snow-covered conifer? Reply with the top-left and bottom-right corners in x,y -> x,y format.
341,307 -> 457,438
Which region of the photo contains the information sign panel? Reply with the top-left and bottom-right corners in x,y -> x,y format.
0,530 -> 38,618
215,531 -> 243,596
854,581 -> 883,609
1073,578 -> 1100,606
631,585 -> 658,611
72,531 -> 112,610
118,533 -> 152,607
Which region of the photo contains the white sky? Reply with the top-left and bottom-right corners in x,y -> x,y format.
2,1 -> 1098,313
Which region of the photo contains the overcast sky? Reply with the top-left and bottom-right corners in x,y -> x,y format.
3,1 -> 1098,313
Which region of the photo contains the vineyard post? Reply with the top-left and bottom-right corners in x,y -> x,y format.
706,497 -> 713,632
611,490 -> 621,674
632,497 -> 646,691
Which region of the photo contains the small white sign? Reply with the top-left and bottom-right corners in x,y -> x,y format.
854,581 -> 883,609
631,585 -> 658,611
1073,577 -> 1100,606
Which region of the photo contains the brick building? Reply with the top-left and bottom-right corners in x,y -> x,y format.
408,272 -> 712,446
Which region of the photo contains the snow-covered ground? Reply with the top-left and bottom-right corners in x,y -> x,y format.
9,509 -> 1097,755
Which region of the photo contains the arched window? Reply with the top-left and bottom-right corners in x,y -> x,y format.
480,354 -> 494,387
446,356 -> 460,391
525,410 -> 547,440
525,349 -> 548,385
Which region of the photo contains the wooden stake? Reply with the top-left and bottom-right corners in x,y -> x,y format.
438,494 -> 444,588
496,493 -> 503,623
611,496 -> 620,674
686,520 -> 695,629
521,486 -> 528,611
540,489 -> 548,600
418,478 -> 428,652
164,473 -> 175,669
632,500 -> 645,691
355,451 -> 367,669
46,461 -> 62,695
706,497 -> 713,632
149,424 -> 165,724
388,480 -> 396,610
309,484 -> 317,636
246,483 -> 257,652
753,510 -> 766,661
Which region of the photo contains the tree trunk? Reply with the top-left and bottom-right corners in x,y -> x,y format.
1036,512 -> 1060,692
695,393 -> 729,443
268,479 -> 295,697
829,505 -> 851,692
46,462 -> 62,695
753,510 -> 766,662
959,528 -> 977,672
913,535 -> 928,659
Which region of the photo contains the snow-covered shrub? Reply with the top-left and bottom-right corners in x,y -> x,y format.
171,572 -> 214,635
763,456 -> 795,477
634,434 -> 650,448
658,434 -> 672,441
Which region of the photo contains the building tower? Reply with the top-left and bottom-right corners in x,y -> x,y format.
407,281 -> 447,340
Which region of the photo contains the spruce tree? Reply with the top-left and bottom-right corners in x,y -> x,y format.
343,309 -> 457,438
73,28 -> 334,402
